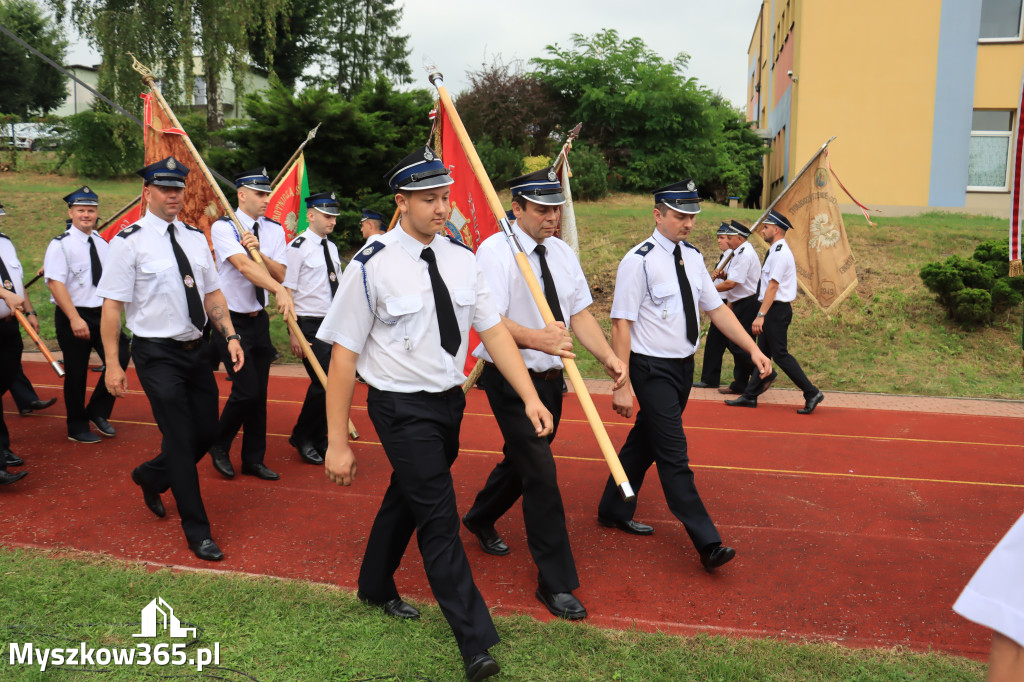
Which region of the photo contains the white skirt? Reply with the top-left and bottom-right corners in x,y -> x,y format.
954,512 -> 1024,647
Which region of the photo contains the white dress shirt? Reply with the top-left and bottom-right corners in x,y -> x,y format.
472,223 -> 592,372
759,238 -> 798,302
96,210 -> 220,341
0,234 -> 26,319
724,242 -> 761,303
282,231 -> 341,317
210,210 -> 287,313
610,229 -> 723,359
317,224 -> 501,393
43,226 -> 108,308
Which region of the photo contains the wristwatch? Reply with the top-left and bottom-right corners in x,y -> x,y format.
226,334 -> 241,342
756,312 -> 765,318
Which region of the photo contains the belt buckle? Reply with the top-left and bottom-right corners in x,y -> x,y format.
182,339 -> 200,351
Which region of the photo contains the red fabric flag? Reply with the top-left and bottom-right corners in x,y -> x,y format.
99,201 -> 143,242
141,93 -> 223,248
1010,70 -> 1024,277
437,99 -> 502,375
267,153 -> 311,242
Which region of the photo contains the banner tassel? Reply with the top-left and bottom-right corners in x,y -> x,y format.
1011,260 -> 1023,278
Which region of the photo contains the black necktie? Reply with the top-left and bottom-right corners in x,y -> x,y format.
673,243 -> 699,345
420,247 -> 461,357
251,221 -> 265,306
755,247 -> 773,297
534,244 -> 564,323
168,224 -> 206,332
0,253 -> 15,292
322,238 -> 338,298
88,235 -> 102,286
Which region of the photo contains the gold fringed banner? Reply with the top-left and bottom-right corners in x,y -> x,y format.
1011,260 -> 1023,278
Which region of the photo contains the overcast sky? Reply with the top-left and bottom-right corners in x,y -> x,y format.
67,0 -> 763,108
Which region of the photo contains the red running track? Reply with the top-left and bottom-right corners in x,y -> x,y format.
2,362 -> 1021,658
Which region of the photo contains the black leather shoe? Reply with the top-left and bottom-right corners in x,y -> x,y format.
20,397 -> 57,415
4,449 -> 24,467
188,538 -> 224,561
69,431 -> 103,444
797,391 -> 824,415
241,463 -> 279,480
692,381 -> 718,389
209,446 -> 235,479
91,364 -> 105,373
131,468 -> 165,518
289,436 -> 324,465
535,585 -> 587,620
462,651 -> 500,682
356,590 -> 420,619
597,514 -> 654,535
718,385 -> 742,395
0,470 -> 28,485
700,544 -> 736,572
724,396 -> 758,408
462,516 -> 509,555
90,416 -> 116,437
753,371 -> 778,396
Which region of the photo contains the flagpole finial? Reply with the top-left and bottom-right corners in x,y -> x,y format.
423,56 -> 443,86
128,53 -> 156,86
306,122 -> 322,143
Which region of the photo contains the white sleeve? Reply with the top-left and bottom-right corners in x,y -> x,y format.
568,254 -> 593,317
95,237 -> 136,303
697,268 -> 724,312
42,240 -> 68,284
317,259 -> 374,353
265,222 -> 288,262
210,219 -> 245,267
282,243 -> 303,290
610,255 -> 643,321
474,238 -> 511,316
471,259 -> 501,333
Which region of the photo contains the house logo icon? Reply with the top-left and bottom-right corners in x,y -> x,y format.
132,597 -> 197,639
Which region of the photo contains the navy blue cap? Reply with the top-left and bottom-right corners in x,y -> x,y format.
653,179 -> 701,214
507,167 -> 565,206
728,220 -> 751,238
384,146 -> 453,192
361,209 -> 384,222
136,156 -> 189,188
305,191 -> 340,216
63,185 -> 99,207
762,209 -> 793,231
234,167 -> 272,193
716,222 -> 731,236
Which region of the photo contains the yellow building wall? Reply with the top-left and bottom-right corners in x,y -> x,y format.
790,0 -> 943,208
974,43 -> 1024,108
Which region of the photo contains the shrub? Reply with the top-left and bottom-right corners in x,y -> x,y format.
920,238 -> 1020,327
62,111 -> 143,178
475,135 -> 522,187
567,142 -> 609,201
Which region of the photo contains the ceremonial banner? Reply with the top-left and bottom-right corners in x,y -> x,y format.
99,200 -> 143,242
141,92 -> 223,247
437,99 -> 502,375
553,124 -> 582,255
1010,69 -> 1024,277
267,152 -> 311,242
757,140 -> 858,314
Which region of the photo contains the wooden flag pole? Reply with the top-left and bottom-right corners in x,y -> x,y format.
129,55 -> 358,439
428,67 -> 634,502
14,309 -> 64,377
271,123 -> 320,189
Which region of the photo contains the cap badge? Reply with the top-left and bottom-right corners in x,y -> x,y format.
547,170 -> 557,182
424,148 -> 434,161
167,158 -> 177,170
686,180 -> 695,191
183,274 -> 195,288
83,186 -> 90,193
330,192 -> 336,200
261,167 -> 267,176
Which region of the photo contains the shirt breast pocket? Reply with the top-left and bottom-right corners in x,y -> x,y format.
384,294 -> 424,348
138,258 -> 177,297
452,289 -> 476,331
650,281 -> 680,315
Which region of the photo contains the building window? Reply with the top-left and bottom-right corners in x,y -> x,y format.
193,77 -> 207,106
968,110 -> 1014,190
979,0 -> 1023,40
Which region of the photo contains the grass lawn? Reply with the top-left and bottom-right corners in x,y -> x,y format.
1,165 -> 1021,399
0,548 -> 985,681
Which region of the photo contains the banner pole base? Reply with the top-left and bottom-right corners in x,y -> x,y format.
618,481 -> 635,502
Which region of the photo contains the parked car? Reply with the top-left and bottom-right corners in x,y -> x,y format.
5,122 -> 65,151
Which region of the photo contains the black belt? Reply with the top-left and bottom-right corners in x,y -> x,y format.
133,336 -> 204,351
231,309 -> 265,319
370,385 -> 463,399
631,351 -> 694,363
296,315 -> 325,324
484,361 -> 561,381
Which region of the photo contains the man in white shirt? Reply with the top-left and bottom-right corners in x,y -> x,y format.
208,168 -> 295,481
44,186 -> 130,443
462,167 -> 626,621
359,208 -> 386,244
717,221 -> 763,395
597,180 -> 771,573
694,223 -> 733,388
725,209 -> 824,414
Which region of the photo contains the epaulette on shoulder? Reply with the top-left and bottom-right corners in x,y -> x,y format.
446,235 -> 472,252
214,215 -> 230,222
290,236 -> 306,248
774,243 -> 783,252
117,224 -> 141,238
183,223 -> 203,234
52,232 -> 69,241
263,216 -> 281,226
0,232 -> 9,241
683,240 -> 701,254
354,241 -> 386,264
634,241 -> 654,257
736,245 -> 745,254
